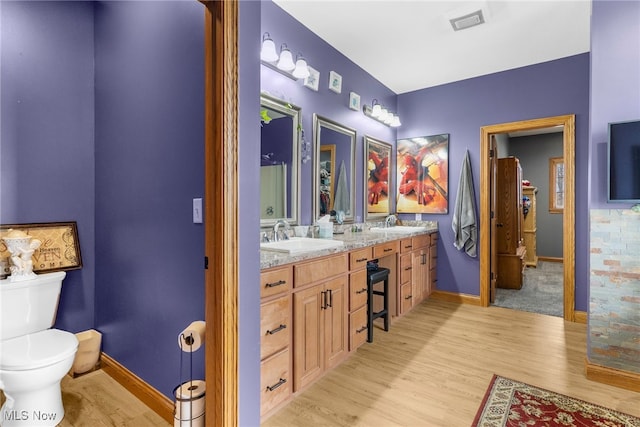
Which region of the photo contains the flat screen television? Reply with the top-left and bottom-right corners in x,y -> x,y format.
608,119 -> 640,202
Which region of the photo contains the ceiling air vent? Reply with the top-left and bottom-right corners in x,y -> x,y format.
449,9 -> 486,31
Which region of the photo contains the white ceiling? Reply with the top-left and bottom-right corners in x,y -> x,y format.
273,0 -> 592,94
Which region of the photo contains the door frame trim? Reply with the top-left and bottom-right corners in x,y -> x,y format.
203,1 -> 239,425
479,115 -> 576,321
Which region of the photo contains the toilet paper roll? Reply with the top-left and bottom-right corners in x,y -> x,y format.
178,321 -> 205,352
174,380 -> 205,427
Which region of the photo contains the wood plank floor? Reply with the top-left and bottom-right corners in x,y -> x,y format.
57,370 -> 171,426
3,300 -> 638,426
262,299 -> 640,427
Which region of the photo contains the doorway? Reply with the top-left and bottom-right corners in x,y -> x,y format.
479,115 -> 576,321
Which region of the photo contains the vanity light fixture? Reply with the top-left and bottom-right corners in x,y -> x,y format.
260,32 -> 279,62
292,54 -> 310,79
276,44 -> 295,71
261,32 -> 311,81
363,100 -> 401,127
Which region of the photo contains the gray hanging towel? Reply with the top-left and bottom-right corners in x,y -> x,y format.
333,160 -> 349,214
452,149 -> 478,257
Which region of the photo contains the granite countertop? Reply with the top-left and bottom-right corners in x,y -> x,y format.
260,223 -> 438,270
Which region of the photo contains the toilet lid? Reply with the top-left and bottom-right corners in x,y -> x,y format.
0,329 -> 78,370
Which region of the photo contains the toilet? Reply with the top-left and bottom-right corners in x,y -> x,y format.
0,271 -> 79,427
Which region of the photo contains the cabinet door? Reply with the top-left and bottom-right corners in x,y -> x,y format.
293,284 -> 324,391
411,250 -> 423,305
399,282 -> 413,315
421,248 -> 431,299
324,276 -> 348,371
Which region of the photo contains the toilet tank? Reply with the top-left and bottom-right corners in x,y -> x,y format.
0,271 -> 66,340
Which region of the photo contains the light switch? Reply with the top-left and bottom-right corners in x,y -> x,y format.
415,213 -> 422,221
193,198 -> 203,223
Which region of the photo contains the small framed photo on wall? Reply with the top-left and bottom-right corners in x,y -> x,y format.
304,66 -> 320,91
349,92 -> 360,111
329,71 -> 342,93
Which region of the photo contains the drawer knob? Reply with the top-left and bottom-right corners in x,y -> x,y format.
266,324 -> 287,335
356,257 -> 368,262
266,378 -> 287,392
384,248 -> 392,252
355,287 -> 367,294
356,325 -> 367,334
265,279 -> 286,288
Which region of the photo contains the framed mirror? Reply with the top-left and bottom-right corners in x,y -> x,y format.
260,93 -> 301,227
364,135 -> 393,220
312,114 -> 356,223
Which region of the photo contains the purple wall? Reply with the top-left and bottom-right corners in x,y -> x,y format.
94,1 -> 205,398
0,1 -> 96,333
589,0 -> 640,208
261,1 -> 396,225
398,54 -> 590,310
238,1 -> 262,425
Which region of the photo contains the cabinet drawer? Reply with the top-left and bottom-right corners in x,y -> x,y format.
260,348 -> 291,417
430,267 -> 437,289
261,296 -> 290,360
349,305 -> 368,351
412,234 -> 430,250
400,238 -> 414,254
373,240 -> 399,258
261,266 -> 292,299
294,254 -> 348,288
400,282 -> 413,315
430,245 -> 438,262
430,232 -> 439,246
349,247 -> 373,270
349,269 -> 368,311
399,254 -> 412,285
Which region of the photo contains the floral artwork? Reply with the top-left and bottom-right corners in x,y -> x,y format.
365,137 -> 392,217
396,134 -> 449,214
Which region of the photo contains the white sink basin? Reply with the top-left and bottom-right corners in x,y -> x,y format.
369,225 -> 428,234
260,237 -> 344,254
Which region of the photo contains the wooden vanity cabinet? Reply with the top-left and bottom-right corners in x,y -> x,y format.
429,233 -> 438,294
398,234 -> 431,315
293,254 -> 348,392
348,247 -> 372,351
399,242 -> 414,315
259,265 -> 293,418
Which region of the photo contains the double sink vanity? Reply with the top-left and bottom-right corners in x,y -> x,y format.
259,223 -> 439,419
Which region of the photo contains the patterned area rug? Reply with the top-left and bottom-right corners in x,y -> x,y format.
472,375 -> 640,427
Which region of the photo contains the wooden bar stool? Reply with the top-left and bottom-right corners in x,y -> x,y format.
366,266 -> 390,343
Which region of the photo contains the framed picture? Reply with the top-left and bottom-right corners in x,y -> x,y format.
349,92 -> 360,111
549,156 -> 564,213
1,222 -> 82,279
396,134 -> 449,214
304,66 -> 320,91
329,70 -> 342,93
364,135 -> 392,220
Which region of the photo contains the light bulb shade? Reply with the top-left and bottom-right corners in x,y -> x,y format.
292,55 -> 310,79
277,44 -> 295,71
384,113 -> 394,125
390,115 -> 401,127
260,33 -> 278,62
371,102 -> 382,118
379,108 -> 389,121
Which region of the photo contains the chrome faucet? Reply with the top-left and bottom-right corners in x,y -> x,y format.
384,214 -> 397,228
273,219 -> 290,242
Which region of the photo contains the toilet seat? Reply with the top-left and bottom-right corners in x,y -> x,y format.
0,329 -> 78,371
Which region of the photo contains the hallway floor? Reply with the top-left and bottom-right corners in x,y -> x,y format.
494,260 -> 563,317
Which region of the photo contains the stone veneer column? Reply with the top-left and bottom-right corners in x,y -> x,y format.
589,209 -> 640,373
